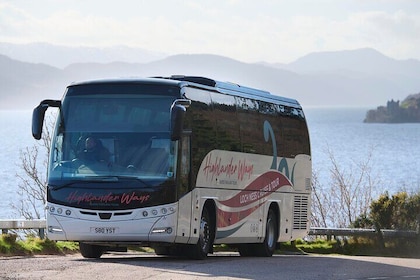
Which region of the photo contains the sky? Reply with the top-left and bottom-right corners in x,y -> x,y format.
0,0 -> 420,63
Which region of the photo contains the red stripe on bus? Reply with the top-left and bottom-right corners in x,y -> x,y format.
218,171 -> 291,208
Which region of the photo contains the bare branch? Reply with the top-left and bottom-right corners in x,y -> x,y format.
12,113 -> 55,222
311,146 -> 379,228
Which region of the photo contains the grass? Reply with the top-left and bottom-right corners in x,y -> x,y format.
0,234 -> 79,256
285,237 -> 420,257
1,233 -> 418,257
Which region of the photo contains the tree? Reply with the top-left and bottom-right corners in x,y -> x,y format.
311,169 -> 330,228
311,147 -> 379,228
369,191 -> 420,231
12,114 -> 54,220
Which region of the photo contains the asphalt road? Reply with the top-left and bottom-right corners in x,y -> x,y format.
1,252 -> 419,280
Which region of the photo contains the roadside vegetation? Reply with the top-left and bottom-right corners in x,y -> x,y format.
280,237 -> 419,258
0,234 -> 78,256
1,234 -> 418,257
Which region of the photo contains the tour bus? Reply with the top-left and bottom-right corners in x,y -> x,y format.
32,76 -> 311,259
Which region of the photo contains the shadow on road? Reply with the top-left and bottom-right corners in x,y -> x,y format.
74,252 -> 420,280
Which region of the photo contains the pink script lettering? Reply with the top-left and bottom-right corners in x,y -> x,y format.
202,153 -> 254,182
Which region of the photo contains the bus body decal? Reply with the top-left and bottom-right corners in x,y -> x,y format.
218,171 -> 291,208
215,170 -> 291,233
217,204 -> 261,228
263,120 -> 278,170
215,223 -> 245,239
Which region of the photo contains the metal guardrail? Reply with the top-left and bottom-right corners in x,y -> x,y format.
0,219 -> 46,239
309,227 -> 418,239
308,226 -> 419,247
0,219 -> 418,242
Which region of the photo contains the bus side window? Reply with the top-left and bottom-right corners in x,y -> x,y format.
179,134 -> 191,197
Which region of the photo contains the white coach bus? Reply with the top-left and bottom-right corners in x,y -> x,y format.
32,76 -> 311,259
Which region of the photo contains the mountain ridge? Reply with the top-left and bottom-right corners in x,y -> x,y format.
1,45 -> 419,109
0,42 -> 166,69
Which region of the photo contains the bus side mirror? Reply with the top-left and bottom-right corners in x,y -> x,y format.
32,99 -> 61,140
171,104 -> 186,141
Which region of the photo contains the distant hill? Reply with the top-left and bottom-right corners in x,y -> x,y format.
364,93 -> 420,123
0,54 -> 64,107
1,45 -> 420,109
273,48 -> 420,97
0,42 -> 166,68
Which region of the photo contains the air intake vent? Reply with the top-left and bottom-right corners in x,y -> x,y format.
293,195 -> 309,230
99,213 -> 112,220
80,211 -> 97,216
114,212 -> 132,216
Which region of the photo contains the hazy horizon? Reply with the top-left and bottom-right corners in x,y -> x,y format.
1,1 -> 419,64
1,1 -> 420,109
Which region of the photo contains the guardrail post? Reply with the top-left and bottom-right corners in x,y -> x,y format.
39,228 -> 45,239
374,225 -> 385,249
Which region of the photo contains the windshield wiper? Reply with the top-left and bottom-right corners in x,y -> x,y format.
49,181 -> 84,191
49,176 -> 151,190
111,175 -> 152,188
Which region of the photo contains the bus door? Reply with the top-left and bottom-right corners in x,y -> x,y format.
175,134 -> 193,243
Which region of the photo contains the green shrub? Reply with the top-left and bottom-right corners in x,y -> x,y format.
296,239 -> 338,254
0,234 -> 28,255
1,234 -> 79,256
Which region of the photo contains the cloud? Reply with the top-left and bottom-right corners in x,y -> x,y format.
0,1 -> 419,63
346,10 -> 420,58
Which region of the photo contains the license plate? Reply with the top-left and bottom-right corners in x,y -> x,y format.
91,227 -> 118,234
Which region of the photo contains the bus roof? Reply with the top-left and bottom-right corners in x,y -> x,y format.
69,76 -> 301,108
159,75 -> 301,108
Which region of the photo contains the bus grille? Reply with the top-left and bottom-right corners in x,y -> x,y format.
293,195 -> 309,230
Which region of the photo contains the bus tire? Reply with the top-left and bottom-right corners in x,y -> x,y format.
79,242 -> 104,258
153,245 -> 183,256
255,208 -> 278,257
153,246 -> 171,256
188,206 -> 213,260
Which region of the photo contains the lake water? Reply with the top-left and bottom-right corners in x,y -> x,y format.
1,108 -> 419,218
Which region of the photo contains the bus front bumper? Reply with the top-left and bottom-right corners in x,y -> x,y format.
46,204 -> 178,244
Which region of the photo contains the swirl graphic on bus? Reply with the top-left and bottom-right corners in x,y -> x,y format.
263,120 -> 296,184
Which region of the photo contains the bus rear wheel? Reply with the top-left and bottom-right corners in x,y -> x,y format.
238,208 -> 278,257
79,242 -> 104,258
255,208 -> 278,257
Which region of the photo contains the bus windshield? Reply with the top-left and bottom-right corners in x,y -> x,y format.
49,87 -> 179,184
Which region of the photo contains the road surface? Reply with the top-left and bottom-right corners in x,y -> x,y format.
1,252 -> 419,280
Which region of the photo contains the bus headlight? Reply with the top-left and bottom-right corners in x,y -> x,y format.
140,206 -> 176,219
47,205 -> 72,217
151,227 -> 173,234
48,226 -> 63,234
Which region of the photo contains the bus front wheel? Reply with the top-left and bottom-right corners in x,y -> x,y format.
189,206 -> 213,260
79,242 -> 104,258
